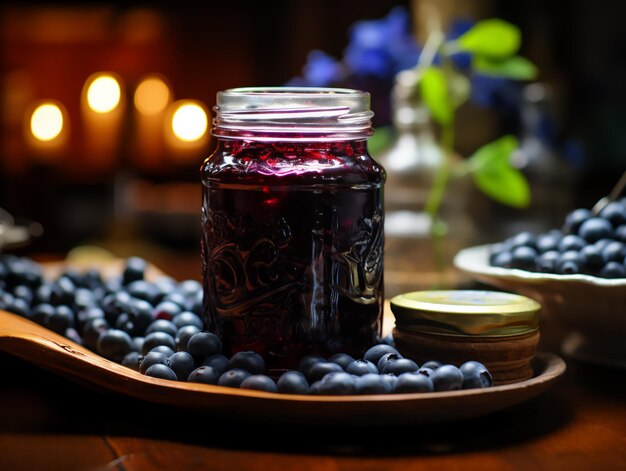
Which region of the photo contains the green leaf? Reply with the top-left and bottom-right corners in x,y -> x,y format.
469,135 -> 531,208
419,67 -> 453,125
473,55 -> 538,80
458,19 -> 521,59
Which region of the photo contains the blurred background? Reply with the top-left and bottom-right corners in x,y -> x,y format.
1,0 -> 625,291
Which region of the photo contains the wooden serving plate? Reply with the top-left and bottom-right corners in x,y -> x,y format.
0,309 -> 565,425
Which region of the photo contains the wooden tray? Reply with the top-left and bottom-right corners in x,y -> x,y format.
0,309 -> 565,425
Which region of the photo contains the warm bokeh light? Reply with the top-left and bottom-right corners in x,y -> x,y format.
134,76 -> 170,115
171,101 -> 208,142
86,75 -> 121,113
30,103 -> 64,142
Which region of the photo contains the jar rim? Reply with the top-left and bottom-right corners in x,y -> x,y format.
212,86 -> 374,141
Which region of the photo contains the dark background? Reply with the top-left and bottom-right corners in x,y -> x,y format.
1,0 -> 625,261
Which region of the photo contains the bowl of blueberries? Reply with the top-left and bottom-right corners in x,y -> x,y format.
454,197 -> 626,368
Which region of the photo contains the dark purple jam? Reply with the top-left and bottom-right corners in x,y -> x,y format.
200,139 -> 385,372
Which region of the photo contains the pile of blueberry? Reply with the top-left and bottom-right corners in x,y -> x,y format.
0,254 -> 493,395
138,334 -> 493,395
489,199 -> 626,278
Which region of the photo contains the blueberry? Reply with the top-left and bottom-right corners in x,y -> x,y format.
420,360 -> 442,370
145,319 -> 178,337
394,372 -> 434,393
558,250 -> 585,275
73,288 -> 97,311
218,368 -> 252,388
431,364 -> 464,391
558,235 -> 587,252
77,307 -> 105,329
417,367 -> 435,378
355,373 -> 393,394
145,363 -> 177,381
7,297 -> 30,317
149,345 -> 176,357
380,333 -> 396,346
380,373 -> 399,389
509,231 -> 537,249
172,311 -> 203,329
187,331 -> 222,358
175,325 -> 200,352
64,327 -> 82,345
381,357 -> 419,375
126,280 -> 158,304
122,351 -> 142,371
315,372 -> 356,395
328,353 -> 355,370
34,284 -> 52,305
177,279 -> 203,297
602,241 -> 625,264
141,331 -> 176,355
48,305 -> 75,334
581,245 -> 604,271
152,301 -> 182,321
240,374 -> 278,393
228,351 -> 266,375
277,371 -> 310,394
563,208 -> 591,234
201,354 -> 230,374
491,251 -> 513,268
599,201 -> 626,227
595,238 -> 614,251
83,317 -> 109,350
126,298 -> 154,334
460,361 -> 493,389
488,242 -> 509,263
122,257 -> 147,285
167,351 -> 196,381
139,351 -> 169,374
162,292 -> 188,310
578,217 -> 613,243
510,246 -> 538,270
97,329 -> 134,362
364,344 -> 399,365
133,336 -> 144,353
599,261 -> 626,278
536,231 -> 562,253
297,355 -> 325,375
13,284 -> 33,305
615,225 -> 626,243
306,361 -> 343,383
188,366 -> 220,385
377,352 -> 403,372
537,250 -> 560,273
50,276 -> 75,306
346,359 -> 378,376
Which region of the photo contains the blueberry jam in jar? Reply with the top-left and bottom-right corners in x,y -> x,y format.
201,87 -> 386,372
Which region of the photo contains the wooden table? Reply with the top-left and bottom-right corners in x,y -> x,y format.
0,254 -> 625,471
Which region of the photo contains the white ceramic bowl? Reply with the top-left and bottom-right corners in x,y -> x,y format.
454,244 -> 626,368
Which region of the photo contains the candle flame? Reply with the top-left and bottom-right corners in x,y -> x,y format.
171,102 -> 208,142
134,76 -> 170,115
87,75 -> 121,113
30,103 -> 64,142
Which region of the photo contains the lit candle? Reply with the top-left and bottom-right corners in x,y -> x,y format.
164,99 -> 209,163
25,100 -> 68,162
132,74 -> 171,170
81,72 -> 125,171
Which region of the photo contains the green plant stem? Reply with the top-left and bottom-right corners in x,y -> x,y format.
425,114 -> 454,287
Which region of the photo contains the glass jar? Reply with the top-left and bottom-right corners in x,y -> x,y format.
200,87 -> 386,372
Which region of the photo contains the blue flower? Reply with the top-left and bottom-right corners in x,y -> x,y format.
344,6 -> 420,79
301,50 -> 344,87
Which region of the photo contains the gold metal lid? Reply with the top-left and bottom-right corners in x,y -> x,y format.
390,290 -> 540,337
